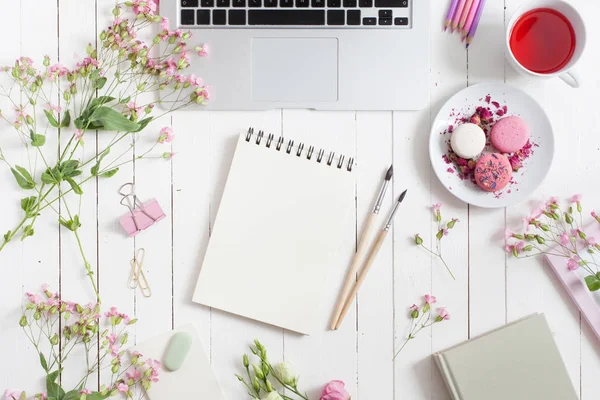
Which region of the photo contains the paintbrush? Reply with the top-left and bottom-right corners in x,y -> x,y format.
329,165 -> 393,331
334,189 -> 407,330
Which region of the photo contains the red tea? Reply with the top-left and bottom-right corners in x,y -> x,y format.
510,8 -> 576,74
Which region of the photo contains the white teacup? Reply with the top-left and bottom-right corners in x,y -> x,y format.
505,0 -> 586,88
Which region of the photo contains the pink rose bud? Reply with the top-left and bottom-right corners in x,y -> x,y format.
320,380 -> 350,400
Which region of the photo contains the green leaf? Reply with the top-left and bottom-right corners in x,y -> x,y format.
90,148 -> 110,176
585,275 -> 600,292
41,168 -> 58,184
119,96 -> 131,104
60,160 -> 80,177
3,230 -> 12,243
22,225 -> 34,239
86,393 -> 111,400
46,374 -> 65,400
93,77 -> 107,90
31,133 -> 46,147
59,215 -> 81,232
60,110 -> 71,128
100,168 -> 119,178
39,352 -> 48,371
47,369 -> 60,383
133,116 -> 153,132
44,110 -> 59,128
62,390 -> 82,400
11,166 -> 35,190
65,177 -> 83,195
21,196 -> 37,213
88,96 -> 116,111
89,106 -> 140,132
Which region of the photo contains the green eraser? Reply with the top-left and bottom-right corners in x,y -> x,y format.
163,331 -> 193,372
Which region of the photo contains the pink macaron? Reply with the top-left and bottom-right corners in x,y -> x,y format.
490,116 -> 530,153
474,153 -> 512,192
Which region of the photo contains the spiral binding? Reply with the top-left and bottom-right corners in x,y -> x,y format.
245,127 -> 354,172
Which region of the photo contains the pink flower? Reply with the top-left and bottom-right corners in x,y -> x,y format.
432,203 -> 442,212
39,392 -> 47,400
187,74 -> 203,87
409,304 -> 418,311
158,127 -> 174,143
62,301 -> 77,313
588,237 -> 598,247
26,292 -> 44,305
75,129 -> 84,141
504,228 -> 515,241
126,101 -> 142,115
132,0 -> 157,15
76,57 -> 99,69
592,211 -> 598,219
546,196 -> 559,207
105,306 -> 119,318
117,383 -> 129,393
438,307 -> 450,320
442,229 -> 449,236
570,194 -> 582,204
107,333 -> 117,345
505,241 -> 525,255
44,103 -> 62,113
567,255 -> 581,271
320,380 -> 350,400
195,44 -> 209,57
126,368 -> 143,381
560,232 -> 570,246
3,390 -> 23,400
424,294 -> 437,305
41,283 -> 50,292
160,17 -> 169,31
79,389 -> 92,395
162,152 -> 176,160
173,74 -> 187,84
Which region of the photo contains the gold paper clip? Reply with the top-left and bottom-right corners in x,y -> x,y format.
128,248 -> 152,298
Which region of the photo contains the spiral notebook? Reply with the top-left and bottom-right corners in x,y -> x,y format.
193,129 -> 356,335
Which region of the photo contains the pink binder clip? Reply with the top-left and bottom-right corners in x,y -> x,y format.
119,183 -> 166,237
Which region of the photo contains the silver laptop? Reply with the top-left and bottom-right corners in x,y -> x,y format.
161,0 -> 430,110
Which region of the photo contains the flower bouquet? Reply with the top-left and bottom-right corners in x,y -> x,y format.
5,286 -> 160,400
506,195 -> 600,292
0,0 -> 207,301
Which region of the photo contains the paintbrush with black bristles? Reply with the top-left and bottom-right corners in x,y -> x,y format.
330,165 -> 394,330
334,189 -> 408,330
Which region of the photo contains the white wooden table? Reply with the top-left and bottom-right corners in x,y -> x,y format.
1,0 -> 600,398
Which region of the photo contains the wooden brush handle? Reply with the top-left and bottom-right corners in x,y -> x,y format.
334,229 -> 388,330
329,212 -> 377,331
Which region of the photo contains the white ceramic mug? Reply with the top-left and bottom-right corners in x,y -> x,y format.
505,0 -> 586,88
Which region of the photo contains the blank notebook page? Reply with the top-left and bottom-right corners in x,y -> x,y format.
193,133 -> 355,335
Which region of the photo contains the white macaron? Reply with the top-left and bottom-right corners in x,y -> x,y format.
450,123 -> 486,159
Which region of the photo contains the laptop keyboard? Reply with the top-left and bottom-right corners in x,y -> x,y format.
180,0 -> 410,27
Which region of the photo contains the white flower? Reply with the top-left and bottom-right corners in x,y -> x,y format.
273,361 -> 297,385
261,391 -> 283,400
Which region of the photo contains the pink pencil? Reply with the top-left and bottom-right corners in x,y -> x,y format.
451,0 -> 467,31
463,0 -> 481,35
445,0 -> 459,31
458,0 -> 474,31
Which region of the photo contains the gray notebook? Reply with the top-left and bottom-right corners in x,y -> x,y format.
434,313 -> 578,400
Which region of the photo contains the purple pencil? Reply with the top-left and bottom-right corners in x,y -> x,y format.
445,0 -> 459,31
466,0 -> 486,48
462,0 -> 481,35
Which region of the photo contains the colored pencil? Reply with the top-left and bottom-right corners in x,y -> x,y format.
444,0 -> 459,31
458,0 -> 474,32
451,0 -> 467,31
466,0 -> 486,47
462,0 -> 481,35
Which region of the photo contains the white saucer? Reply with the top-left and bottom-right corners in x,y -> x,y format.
429,83 -> 554,208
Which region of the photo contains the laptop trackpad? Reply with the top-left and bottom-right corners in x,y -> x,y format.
252,38 -> 338,103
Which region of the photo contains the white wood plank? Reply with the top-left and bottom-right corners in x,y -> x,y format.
172,111 -> 211,349
355,112 -> 394,400
0,0 -> 31,394
94,0 -> 137,391
57,0 -> 101,391
504,0 -> 588,397
207,111 -> 285,400
280,110 -> 357,399
466,0 -> 508,338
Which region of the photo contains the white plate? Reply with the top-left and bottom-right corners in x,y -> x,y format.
430,83 -> 554,208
